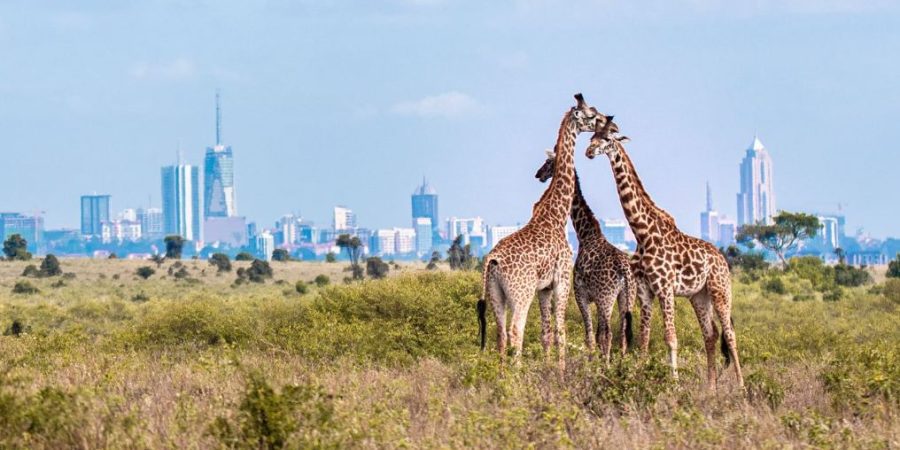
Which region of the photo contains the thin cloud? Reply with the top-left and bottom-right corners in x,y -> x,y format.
129,58 -> 197,81
391,91 -> 480,118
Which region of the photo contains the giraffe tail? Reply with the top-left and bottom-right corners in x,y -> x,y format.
624,311 -> 634,349
477,298 -> 487,351
721,317 -> 734,368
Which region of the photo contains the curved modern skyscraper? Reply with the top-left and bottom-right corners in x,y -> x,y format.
736,136 -> 776,226
204,91 -> 237,218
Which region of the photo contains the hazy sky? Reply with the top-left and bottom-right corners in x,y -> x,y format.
2,0 -> 899,238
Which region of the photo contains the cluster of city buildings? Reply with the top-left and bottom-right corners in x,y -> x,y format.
2,98 -> 896,264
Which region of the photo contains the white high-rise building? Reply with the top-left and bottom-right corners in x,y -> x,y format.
446,216 -> 486,245
161,163 -> 202,242
488,225 -> 520,249
718,218 -> 737,247
737,136 -> 776,226
137,207 -> 164,239
371,229 -> 397,256
818,216 -> 840,249
394,228 -> 416,254
414,217 -> 432,256
333,206 -> 357,233
254,230 -> 275,261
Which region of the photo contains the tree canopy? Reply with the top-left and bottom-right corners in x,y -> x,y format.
737,211 -> 820,267
3,234 -> 32,261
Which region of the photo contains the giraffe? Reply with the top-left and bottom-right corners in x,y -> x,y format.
533,149 -> 635,363
585,118 -> 744,388
476,94 -> 605,372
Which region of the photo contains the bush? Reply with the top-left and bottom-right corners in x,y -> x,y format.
833,264 -> 872,287
39,254 -> 63,277
881,279 -> 900,304
21,264 -> 40,278
822,342 -> 900,411
209,253 -> 232,273
272,249 -> 291,262
136,266 -> 156,280
577,357 -> 674,411
325,252 -> 336,263
2,234 -> 32,261
888,253 -> 900,278
763,277 -> 787,295
314,275 -> 330,287
12,281 -> 39,294
365,257 -> 390,279
237,260 -> 274,284
210,373 -> 336,449
235,252 -> 254,261
3,319 -> 29,336
295,281 -> 308,294
745,370 -> 785,410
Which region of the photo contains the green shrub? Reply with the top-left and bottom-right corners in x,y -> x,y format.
577,357 -> 674,411
136,266 -> 155,280
887,253 -> 900,278
833,264 -> 872,287
210,373 -> 336,449
822,342 -> 900,411
882,279 -> 900,304
325,252 -> 336,263
39,254 -> 63,277
295,281 -> 308,295
763,277 -> 787,295
236,260 -> 273,284
235,252 -> 254,261
12,281 -> 38,294
3,319 -> 29,336
745,370 -> 785,410
21,264 -> 40,277
314,275 -> 330,287
209,253 -> 232,273
272,249 -> 291,262
365,257 -> 389,279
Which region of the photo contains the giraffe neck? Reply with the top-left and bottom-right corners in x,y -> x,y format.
570,170 -> 604,243
532,113 -> 578,229
607,142 -> 673,245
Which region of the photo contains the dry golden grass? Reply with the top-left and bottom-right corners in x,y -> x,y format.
0,257 -> 898,449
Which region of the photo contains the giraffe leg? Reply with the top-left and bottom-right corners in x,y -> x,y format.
709,278 -> 744,388
658,288 -> 679,379
537,287 -> 554,363
690,289 -> 719,390
574,280 -> 596,354
636,278 -> 654,356
596,294 -> 616,366
508,290 -> 534,364
553,268 -> 572,375
487,274 -> 508,362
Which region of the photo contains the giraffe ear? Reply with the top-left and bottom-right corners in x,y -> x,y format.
544,148 -> 556,158
618,136 -> 630,143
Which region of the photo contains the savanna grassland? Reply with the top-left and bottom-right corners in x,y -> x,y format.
1,258 -> 898,449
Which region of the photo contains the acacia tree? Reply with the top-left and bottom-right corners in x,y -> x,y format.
336,234 -> 363,279
448,235 -> 464,269
150,254 -> 166,268
2,234 -> 31,261
888,253 -> 900,279
737,211 -> 820,268
164,235 -> 185,259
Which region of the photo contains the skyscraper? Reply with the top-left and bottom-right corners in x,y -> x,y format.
333,206 -> 357,233
161,162 -> 202,242
137,207 -> 164,239
700,182 -> 720,244
204,91 -> 237,218
1,212 -> 44,252
411,177 -> 439,243
737,136 -> 776,226
415,217 -> 432,256
81,195 -> 110,237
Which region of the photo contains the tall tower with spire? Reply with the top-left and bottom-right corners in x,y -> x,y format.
204,90 -> 237,218
736,135 -> 777,226
411,177 -> 440,245
700,181 -> 720,243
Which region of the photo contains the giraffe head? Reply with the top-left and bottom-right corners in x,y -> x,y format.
571,93 -> 606,132
534,148 -> 556,183
585,115 -> 629,159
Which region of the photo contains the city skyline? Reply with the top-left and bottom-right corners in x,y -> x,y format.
2,2 -> 899,238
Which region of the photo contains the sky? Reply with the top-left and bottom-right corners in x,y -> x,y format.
2,0 -> 899,238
